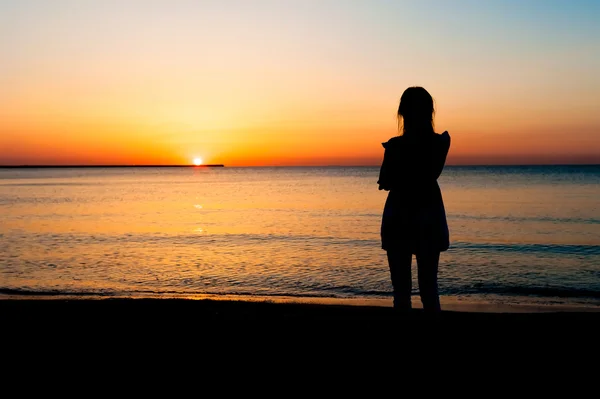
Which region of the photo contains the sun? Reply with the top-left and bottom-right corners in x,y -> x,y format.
193,157 -> 203,166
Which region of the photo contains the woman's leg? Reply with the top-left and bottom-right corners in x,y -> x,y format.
386,250 -> 413,310
415,251 -> 441,312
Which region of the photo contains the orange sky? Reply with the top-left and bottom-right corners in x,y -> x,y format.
1,1 -> 599,166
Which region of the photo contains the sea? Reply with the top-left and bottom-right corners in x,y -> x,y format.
1,165 -> 599,309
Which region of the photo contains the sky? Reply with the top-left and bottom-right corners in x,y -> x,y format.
1,0 -> 599,166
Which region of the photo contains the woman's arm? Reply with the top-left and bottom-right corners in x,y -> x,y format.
431,131 -> 451,179
377,142 -> 393,191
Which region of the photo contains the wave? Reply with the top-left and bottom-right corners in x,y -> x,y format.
443,283 -> 600,300
312,282 -> 600,301
4,229 -> 600,256
3,283 -> 600,301
451,242 -> 600,256
449,213 -> 600,225
0,288 -> 109,297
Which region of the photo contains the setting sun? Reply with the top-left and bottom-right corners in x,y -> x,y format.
193,157 -> 203,166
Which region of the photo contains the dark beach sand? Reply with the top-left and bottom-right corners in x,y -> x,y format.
4,298 -> 599,360
3,297 -> 599,325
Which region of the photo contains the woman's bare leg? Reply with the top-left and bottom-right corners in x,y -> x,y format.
386,250 -> 413,311
416,251 -> 441,312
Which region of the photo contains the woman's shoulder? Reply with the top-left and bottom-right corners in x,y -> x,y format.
381,135 -> 404,149
434,131 -> 451,146
382,131 -> 450,148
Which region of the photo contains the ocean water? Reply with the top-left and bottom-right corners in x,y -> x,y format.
1,166 -> 599,307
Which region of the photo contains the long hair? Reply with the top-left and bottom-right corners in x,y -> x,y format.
397,86 -> 435,136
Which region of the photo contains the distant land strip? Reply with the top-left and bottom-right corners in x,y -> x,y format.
0,164 -> 225,168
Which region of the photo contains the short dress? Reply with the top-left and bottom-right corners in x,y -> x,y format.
378,131 -> 451,254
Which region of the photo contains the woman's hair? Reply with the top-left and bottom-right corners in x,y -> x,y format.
397,86 -> 435,136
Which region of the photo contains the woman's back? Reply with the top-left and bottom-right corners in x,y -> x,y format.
378,131 -> 450,205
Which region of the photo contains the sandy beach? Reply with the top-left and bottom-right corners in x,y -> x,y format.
3,297 -> 598,325
4,297 -> 599,361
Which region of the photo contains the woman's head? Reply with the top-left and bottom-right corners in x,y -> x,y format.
397,86 -> 435,136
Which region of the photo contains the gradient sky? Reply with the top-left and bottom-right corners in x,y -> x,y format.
1,0 -> 599,166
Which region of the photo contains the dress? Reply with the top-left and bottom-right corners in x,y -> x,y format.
378,131 -> 451,253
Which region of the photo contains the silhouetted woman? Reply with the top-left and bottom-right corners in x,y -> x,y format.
378,87 -> 450,313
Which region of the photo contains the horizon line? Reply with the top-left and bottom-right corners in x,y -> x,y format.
0,164 -> 225,168
1,163 -> 599,169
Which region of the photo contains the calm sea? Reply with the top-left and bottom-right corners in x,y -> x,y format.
1,166 -> 599,308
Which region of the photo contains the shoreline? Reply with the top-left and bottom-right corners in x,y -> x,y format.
2,298 -> 599,327
2,293 -> 599,315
